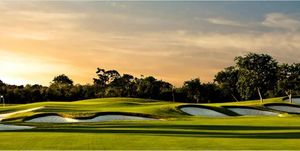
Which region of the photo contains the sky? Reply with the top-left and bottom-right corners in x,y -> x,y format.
0,1 -> 300,86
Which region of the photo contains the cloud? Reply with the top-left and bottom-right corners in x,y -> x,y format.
7,32 -> 52,41
0,2 -> 300,86
262,13 -> 300,31
0,5 -> 87,41
206,17 -> 246,27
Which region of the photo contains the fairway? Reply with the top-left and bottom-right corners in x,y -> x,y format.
0,97 -> 300,150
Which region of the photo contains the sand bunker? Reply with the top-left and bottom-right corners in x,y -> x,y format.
26,115 -> 157,123
284,98 -> 300,105
180,106 -> 228,117
0,107 -> 44,121
26,115 -> 79,123
83,115 -> 156,122
225,107 -> 278,116
266,104 -> 300,113
292,98 -> 300,104
0,124 -> 33,131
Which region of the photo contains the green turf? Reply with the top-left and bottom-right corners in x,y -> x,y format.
1,97 -> 300,150
2,117 -> 300,150
0,98 -> 188,121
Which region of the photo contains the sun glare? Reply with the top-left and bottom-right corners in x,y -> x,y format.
0,50 -> 67,85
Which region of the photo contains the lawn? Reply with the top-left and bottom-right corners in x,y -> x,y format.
0,97 -> 300,150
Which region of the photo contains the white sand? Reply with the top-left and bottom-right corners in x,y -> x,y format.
285,98 -> 300,105
0,107 -> 44,121
26,115 -> 157,123
267,105 -> 300,113
226,107 -> 278,116
0,124 -> 33,131
292,98 -> 300,104
0,107 -> 41,130
26,115 -> 79,123
83,115 -> 156,122
180,107 -> 228,117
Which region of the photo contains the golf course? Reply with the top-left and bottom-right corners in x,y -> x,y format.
1,0 -> 300,150
0,97 -> 300,150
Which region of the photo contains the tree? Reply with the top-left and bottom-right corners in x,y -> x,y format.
151,80 -> 173,101
134,76 -> 173,100
201,83 -> 223,103
24,84 -> 44,103
109,74 -> 135,97
215,66 -> 240,101
94,68 -> 120,86
235,53 -> 278,102
48,74 -> 74,100
2,53 -> 298,104
135,76 -> 157,99
182,78 -> 202,103
93,68 -> 120,97
0,80 -> 5,96
46,83 -> 63,100
52,74 -> 73,86
277,63 -> 300,103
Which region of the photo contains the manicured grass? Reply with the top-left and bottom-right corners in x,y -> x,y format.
0,97 -> 288,121
1,97 -> 300,149
1,98 -> 187,121
2,117 -> 300,150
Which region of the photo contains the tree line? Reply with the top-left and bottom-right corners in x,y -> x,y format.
0,53 -> 299,104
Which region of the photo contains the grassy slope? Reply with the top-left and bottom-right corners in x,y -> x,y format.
0,98 -> 188,121
0,97 -> 287,120
1,97 -> 300,149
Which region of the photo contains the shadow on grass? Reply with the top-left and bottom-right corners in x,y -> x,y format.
8,123 -> 300,139
23,122 -> 300,131
38,108 -> 91,112
91,124 -> 300,131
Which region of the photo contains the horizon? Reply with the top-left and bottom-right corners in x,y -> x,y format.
1,1 -> 300,86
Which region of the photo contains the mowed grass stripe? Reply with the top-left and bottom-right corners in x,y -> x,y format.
2,118 -> 300,149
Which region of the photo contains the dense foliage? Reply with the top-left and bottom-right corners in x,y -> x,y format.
0,53 -> 299,104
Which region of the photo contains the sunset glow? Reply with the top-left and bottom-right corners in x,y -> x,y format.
0,1 -> 300,86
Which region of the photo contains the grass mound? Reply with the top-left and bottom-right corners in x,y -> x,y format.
0,107 -> 44,121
